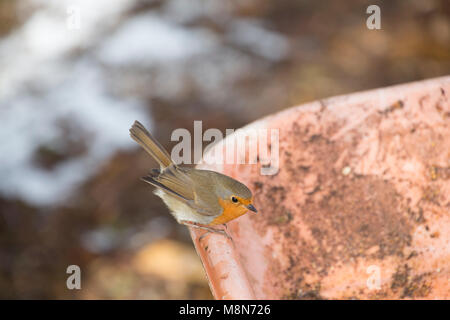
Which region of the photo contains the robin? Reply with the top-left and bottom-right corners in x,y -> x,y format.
129,121 -> 257,239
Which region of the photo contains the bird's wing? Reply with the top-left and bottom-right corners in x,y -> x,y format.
142,166 -> 221,216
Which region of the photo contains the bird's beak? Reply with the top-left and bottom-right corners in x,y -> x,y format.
246,204 -> 257,213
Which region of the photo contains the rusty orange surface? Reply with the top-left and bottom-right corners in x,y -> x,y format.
190,76 -> 450,300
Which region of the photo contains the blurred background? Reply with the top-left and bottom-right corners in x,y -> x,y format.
0,0 -> 448,299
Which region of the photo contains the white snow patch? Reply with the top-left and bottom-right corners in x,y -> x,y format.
97,13 -> 218,66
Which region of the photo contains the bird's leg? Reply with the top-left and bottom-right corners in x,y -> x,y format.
179,220 -> 232,241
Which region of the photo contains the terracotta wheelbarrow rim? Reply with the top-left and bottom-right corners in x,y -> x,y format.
189,76 -> 450,300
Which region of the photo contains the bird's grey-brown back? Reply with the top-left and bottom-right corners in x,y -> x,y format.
185,169 -> 252,200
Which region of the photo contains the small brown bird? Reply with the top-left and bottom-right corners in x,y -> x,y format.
129,121 -> 257,238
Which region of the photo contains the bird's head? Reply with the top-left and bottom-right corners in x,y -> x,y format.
218,176 -> 257,214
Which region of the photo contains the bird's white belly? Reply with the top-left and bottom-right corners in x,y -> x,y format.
154,189 -> 214,225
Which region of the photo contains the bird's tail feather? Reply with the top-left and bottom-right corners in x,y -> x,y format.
129,120 -> 173,168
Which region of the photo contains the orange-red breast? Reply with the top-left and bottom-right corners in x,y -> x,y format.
129,121 -> 257,237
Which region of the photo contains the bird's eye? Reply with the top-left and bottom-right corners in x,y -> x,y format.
231,196 -> 238,203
